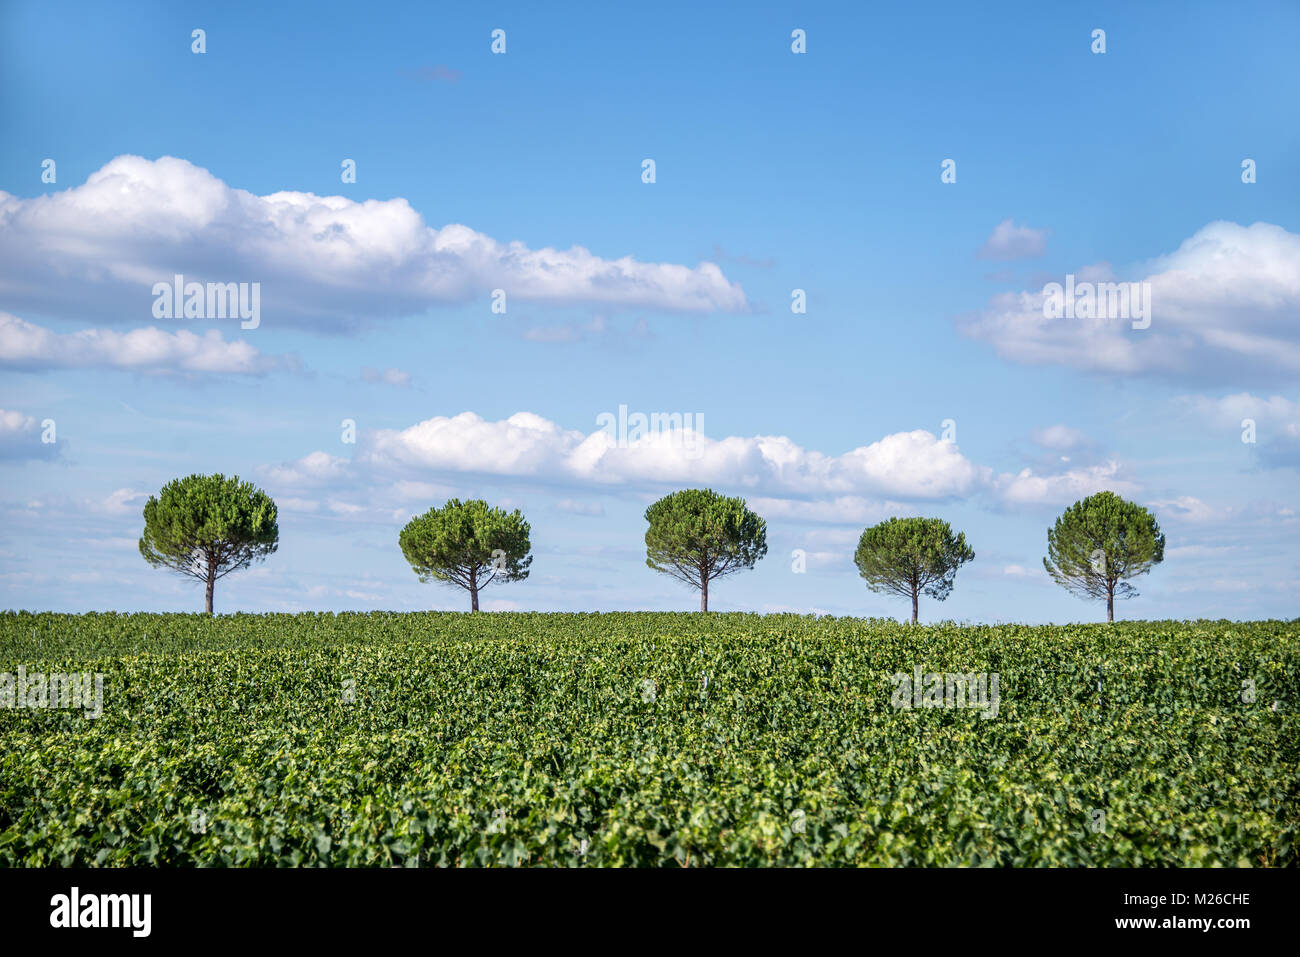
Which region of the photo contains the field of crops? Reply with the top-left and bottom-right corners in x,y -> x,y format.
1,611 -> 1296,866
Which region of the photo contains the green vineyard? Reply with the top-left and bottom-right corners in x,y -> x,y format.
1,612 -> 1296,866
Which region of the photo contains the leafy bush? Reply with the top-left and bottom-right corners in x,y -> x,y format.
1,612 -> 1295,866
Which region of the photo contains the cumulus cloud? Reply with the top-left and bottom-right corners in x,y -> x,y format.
0,312 -> 290,375
977,219 -> 1048,260
0,156 -> 747,329
0,409 -> 36,436
992,461 -> 1139,507
960,221 -> 1300,384
0,409 -> 39,453
0,408 -> 60,462
258,409 -> 1152,523
354,412 -> 988,500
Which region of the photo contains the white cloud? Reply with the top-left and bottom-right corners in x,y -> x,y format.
0,156 -> 747,328
257,410 -> 1162,522
992,461 -> 1139,507
1148,495 -> 1221,524
0,409 -> 36,437
1144,496 -> 1297,531
263,451 -> 352,487
1030,424 -> 1089,450
355,412 -> 987,500
961,221 -> 1300,384
1181,392 -> 1299,427
977,219 -> 1048,260
363,412 -> 583,477
0,312 -> 289,375
0,408 -> 58,461
101,488 -> 147,515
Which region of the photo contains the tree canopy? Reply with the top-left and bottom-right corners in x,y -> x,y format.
139,473 -> 279,614
399,499 -> 532,611
853,517 -> 974,623
1043,490 -> 1165,621
644,488 -> 767,611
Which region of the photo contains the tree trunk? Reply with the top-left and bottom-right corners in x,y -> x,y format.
469,567 -> 479,612
1106,583 -> 1114,623
204,560 -> 216,615
700,575 -> 708,613
911,586 -> 918,625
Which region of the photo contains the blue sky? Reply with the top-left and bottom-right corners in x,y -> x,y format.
2,0 -> 1298,621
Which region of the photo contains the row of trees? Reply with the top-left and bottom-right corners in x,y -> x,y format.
139,475 -> 1165,622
